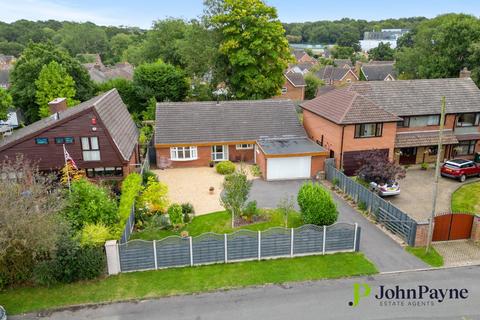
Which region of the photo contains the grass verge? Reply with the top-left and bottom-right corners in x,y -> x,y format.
451,181 -> 480,214
406,246 -> 444,267
132,209 -> 303,240
1,253 -> 377,315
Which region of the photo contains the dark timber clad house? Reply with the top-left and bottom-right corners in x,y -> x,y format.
0,89 -> 140,179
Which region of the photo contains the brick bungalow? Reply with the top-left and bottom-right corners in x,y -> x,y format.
0,89 -> 140,179
154,100 -> 328,180
301,78 -> 480,175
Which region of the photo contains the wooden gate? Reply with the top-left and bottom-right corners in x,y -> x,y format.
432,213 -> 474,241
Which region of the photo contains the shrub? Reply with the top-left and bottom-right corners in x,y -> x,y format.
144,214 -> 171,230
421,162 -> 429,170
358,201 -> 368,212
80,223 -> 113,247
142,169 -> 158,185
33,260 -> 58,287
168,204 -> 183,228
242,200 -> 258,220
118,173 -> 143,222
250,164 -> 262,177
332,177 -> 340,187
139,176 -> 169,214
181,203 -> 194,223
63,179 -> 118,230
297,182 -> 338,226
216,161 -> 235,175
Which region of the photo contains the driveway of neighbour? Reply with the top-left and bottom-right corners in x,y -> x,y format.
388,168 -> 480,222
249,179 -> 427,272
433,240 -> 480,267
154,164 -> 256,215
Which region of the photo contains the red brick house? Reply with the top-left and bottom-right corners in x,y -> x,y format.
301,78 -> 480,175
274,71 -> 306,101
0,89 -> 140,179
293,50 -> 317,64
154,100 -> 328,180
315,66 -> 359,86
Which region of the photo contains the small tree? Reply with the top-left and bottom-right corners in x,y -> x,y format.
355,150 -> 406,183
0,87 -> 12,121
297,182 -> 338,226
60,161 -> 85,185
220,170 -> 252,227
368,42 -> 395,61
277,196 -> 295,227
304,73 -> 324,100
139,176 -> 169,214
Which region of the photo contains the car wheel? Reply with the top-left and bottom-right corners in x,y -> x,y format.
460,175 -> 466,182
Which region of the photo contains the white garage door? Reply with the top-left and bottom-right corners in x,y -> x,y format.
267,156 -> 311,180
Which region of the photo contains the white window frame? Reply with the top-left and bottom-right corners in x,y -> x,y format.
170,146 -> 198,161
236,144 -> 254,150
211,145 -> 229,162
81,136 -> 101,161
281,87 -> 288,94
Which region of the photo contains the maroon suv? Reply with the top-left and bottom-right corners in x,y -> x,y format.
440,159 -> 480,182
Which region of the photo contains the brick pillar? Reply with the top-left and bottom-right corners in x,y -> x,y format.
414,221 -> 430,247
471,215 -> 480,241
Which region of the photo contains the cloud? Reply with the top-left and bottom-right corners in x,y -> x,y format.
0,0 -> 124,26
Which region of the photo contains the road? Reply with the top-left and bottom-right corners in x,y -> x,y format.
15,266 -> 480,320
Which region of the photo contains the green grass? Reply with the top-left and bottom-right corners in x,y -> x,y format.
0,253 -> 377,315
406,246 -> 444,267
132,209 -> 303,240
451,182 -> 480,214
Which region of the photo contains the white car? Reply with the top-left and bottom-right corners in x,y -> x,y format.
0,306 -> 6,320
370,181 -> 401,197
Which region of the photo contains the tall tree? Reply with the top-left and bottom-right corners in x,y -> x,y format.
9,42 -> 94,123
0,87 -> 12,121
35,61 -> 79,118
209,0 -> 292,99
368,42 -> 395,61
58,22 -> 109,56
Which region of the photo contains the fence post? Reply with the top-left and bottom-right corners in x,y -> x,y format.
353,223 -> 358,252
258,231 -> 261,260
189,236 -> 193,266
290,228 -> 294,257
105,240 -> 121,275
322,226 -> 326,254
224,234 -> 228,263
153,240 -> 158,269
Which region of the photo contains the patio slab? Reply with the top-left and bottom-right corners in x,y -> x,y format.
433,240 -> 480,267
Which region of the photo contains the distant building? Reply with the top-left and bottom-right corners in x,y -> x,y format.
83,54 -> 134,83
0,68 -> 10,89
360,29 -> 410,52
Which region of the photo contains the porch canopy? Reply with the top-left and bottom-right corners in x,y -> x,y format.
395,130 -> 459,148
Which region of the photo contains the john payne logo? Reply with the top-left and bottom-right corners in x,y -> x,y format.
349,283 -> 469,307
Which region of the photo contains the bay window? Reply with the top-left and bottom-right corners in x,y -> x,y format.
354,123 -> 383,138
170,146 -> 198,161
455,140 -> 476,156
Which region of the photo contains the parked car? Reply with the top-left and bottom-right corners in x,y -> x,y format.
440,159 -> 480,182
370,180 -> 401,197
0,306 -> 6,320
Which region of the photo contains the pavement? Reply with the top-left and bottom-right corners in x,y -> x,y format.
433,240 -> 480,267
14,266 -> 480,320
250,179 -> 427,272
388,168 -> 480,222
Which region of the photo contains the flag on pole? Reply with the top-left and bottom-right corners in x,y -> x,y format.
63,144 -> 78,169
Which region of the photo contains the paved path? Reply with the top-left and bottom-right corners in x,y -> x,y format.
433,240 -> 480,267
250,180 -> 427,272
15,266 -> 480,320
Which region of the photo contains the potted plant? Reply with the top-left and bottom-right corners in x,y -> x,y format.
209,186 -> 215,194
209,161 -> 215,168
420,162 -> 429,170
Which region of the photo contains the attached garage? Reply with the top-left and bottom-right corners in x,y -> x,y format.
256,137 -> 328,181
343,149 -> 389,176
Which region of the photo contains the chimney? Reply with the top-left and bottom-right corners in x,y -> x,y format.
460,67 -> 471,78
48,98 -> 68,115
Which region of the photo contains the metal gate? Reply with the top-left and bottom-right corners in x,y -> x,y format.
432,213 -> 474,241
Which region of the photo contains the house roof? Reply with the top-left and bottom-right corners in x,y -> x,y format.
284,71 -> 306,87
456,133 -> 480,141
293,50 -> 308,61
361,64 -> 397,81
0,68 -> 10,87
257,137 -> 326,155
315,66 -> 357,82
0,89 -> 138,161
395,130 -> 459,148
288,62 -> 316,73
300,89 -> 401,124
334,59 -> 353,68
155,100 -> 307,145
347,78 -> 480,116
83,62 -> 134,83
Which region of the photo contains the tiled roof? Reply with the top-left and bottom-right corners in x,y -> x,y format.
300,89 -> 401,124
285,71 -> 306,87
455,133 -> 480,141
293,50 -> 307,61
395,130 -> 459,148
315,66 -> 356,82
155,100 -> 307,144
347,78 -> 480,116
83,63 -> 134,83
361,64 -> 397,81
257,137 -> 326,155
0,90 -> 138,161
334,59 -> 353,68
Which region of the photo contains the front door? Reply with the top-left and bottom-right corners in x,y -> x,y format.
399,147 -> 417,165
211,145 -> 229,162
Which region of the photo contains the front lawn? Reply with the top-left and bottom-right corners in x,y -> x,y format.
132,209 -> 303,240
451,182 -> 480,214
0,253 -> 377,315
406,246 -> 444,267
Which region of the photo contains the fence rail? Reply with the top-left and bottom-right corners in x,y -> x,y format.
107,222 -> 360,274
324,158 -> 417,246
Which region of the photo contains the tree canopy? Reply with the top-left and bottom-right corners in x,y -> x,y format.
368,42 -> 395,61
0,87 -> 12,121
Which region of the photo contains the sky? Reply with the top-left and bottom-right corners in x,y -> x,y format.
1,0 -> 480,29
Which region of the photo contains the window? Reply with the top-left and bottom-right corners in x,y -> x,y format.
408,115 -> 440,127
211,145 -> 228,161
281,87 -> 288,94
35,137 -> 48,145
456,113 -> 480,127
170,146 -> 198,161
81,136 -> 100,161
354,123 -> 383,138
397,117 -> 410,128
427,146 -> 438,156
236,144 -> 254,150
54,137 -> 74,144
86,167 -> 123,178
456,140 -> 476,156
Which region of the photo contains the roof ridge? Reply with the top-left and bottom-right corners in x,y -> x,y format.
338,91 -> 358,123
92,88 -> 117,108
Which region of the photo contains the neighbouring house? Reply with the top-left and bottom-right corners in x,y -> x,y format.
154,100 -> 328,180
301,78 -> 480,175
315,66 -> 358,86
83,54 -> 134,83
274,70 -> 306,101
333,59 -> 353,69
287,62 -> 317,75
0,54 -> 15,67
359,63 -> 397,81
292,49 -> 317,64
0,68 -> 10,89
0,89 -> 140,179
